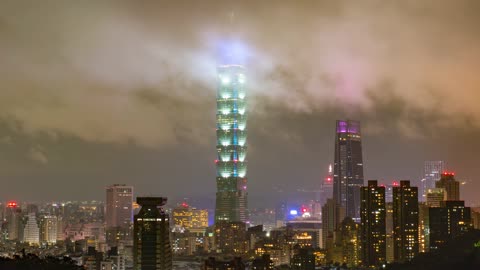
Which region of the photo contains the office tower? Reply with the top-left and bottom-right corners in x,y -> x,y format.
385,202 -> 394,263
426,188 -> 445,207
40,215 -> 58,244
23,212 -> 40,245
319,164 -> 334,207
393,181 -> 419,262
429,200 -> 471,250
321,198 -> 340,250
106,184 -> 133,247
214,221 -> 247,255
133,197 -> 172,270
360,180 -> 386,267
172,204 -> 209,229
215,63 -> 248,223
106,184 -> 133,228
421,161 -> 445,200
192,209 -> 208,228
333,120 -> 364,220
435,172 -> 460,201
5,201 -> 22,241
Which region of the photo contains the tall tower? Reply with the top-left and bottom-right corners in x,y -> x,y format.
214,64 -> 248,223
106,184 -> 133,247
392,181 -> 419,262
133,197 -> 172,270
360,180 -> 386,267
333,120 -> 364,220
106,184 -> 134,228
421,161 -> 445,200
435,172 -> 460,201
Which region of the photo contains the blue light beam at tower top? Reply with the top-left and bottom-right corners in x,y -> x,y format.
217,40 -> 249,66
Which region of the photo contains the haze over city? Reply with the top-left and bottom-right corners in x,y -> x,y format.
1,0 -> 480,208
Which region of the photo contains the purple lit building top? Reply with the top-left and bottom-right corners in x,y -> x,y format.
336,120 -> 360,134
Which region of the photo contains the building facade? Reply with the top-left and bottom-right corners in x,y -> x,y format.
421,161 -> 445,200
106,184 -> 133,229
333,120 -> 364,220
429,200 -> 471,250
23,212 -> 40,245
360,180 -> 386,267
214,64 -> 248,223
133,197 -> 172,270
435,172 -> 460,201
393,181 -> 419,262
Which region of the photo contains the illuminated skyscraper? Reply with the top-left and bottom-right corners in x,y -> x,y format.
215,64 -> 248,223
23,212 -> 40,245
360,180 -> 386,267
421,161 -> 445,200
333,120 -> 364,220
133,197 -> 172,270
5,201 -> 21,241
392,181 -> 419,262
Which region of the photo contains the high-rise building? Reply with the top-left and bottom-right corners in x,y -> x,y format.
322,198 -> 345,251
319,165 -> 334,207
214,221 -> 247,255
385,181 -> 399,203
133,197 -> 172,270
5,201 -> 22,241
23,212 -> 40,245
429,200 -> 471,250
214,63 -> 248,223
360,180 -> 386,267
172,203 -> 209,229
333,120 -> 364,220
106,184 -> 133,247
40,215 -> 58,244
435,172 -> 460,201
421,161 -> 445,200
426,188 -> 445,207
106,184 -> 133,229
392,181 -> 419,262
385,202 -> 394,263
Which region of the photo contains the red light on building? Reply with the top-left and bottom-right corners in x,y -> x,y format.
325,177 -> 332,183
181,202 -> 188,208
393,181 -> 399,186
442,171 -> 455,176
301,207 -> 307,213
7,201 -> 17,208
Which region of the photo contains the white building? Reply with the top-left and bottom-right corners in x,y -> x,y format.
23,212 -> 40,245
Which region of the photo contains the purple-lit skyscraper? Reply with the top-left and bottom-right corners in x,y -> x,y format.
333,120 -> 364,220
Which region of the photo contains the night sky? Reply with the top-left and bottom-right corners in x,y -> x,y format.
1,1 -> 479,207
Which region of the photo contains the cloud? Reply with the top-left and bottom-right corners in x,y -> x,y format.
28,146 -> 48,164
0,0 -> 479,146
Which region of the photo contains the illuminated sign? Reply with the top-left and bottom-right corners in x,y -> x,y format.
290,210 -> 298,215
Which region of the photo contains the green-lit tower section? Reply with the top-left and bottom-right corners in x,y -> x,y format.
215,64 -> 248,223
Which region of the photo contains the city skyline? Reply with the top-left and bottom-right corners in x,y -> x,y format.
1,1 -> 480,208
